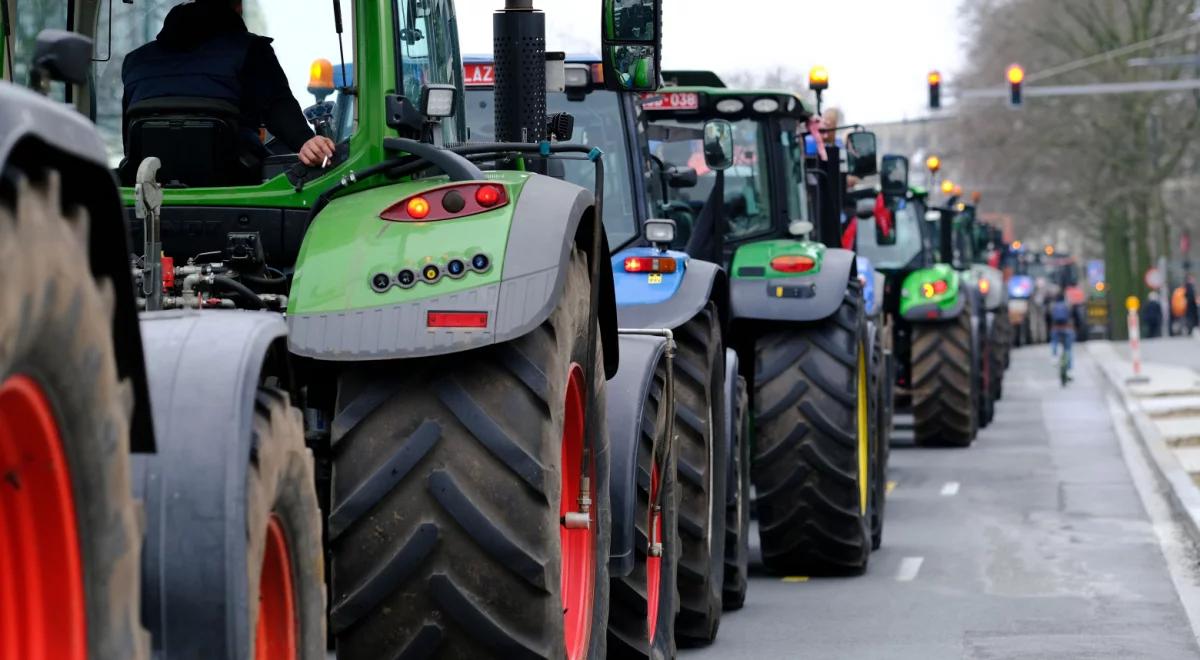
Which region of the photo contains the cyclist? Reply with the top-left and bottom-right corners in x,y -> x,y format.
1049,293 -> 1075,381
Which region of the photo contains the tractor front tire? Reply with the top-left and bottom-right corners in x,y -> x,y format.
911,311 -> 977,447
672,304 -> 727,645
329,248 -> 610,660
0,172 -> 146,660
751,285 -> 873,575
607,358 -> 679,660
868,324 -> 888,551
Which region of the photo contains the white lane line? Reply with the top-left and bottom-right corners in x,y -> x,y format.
940,481 -> 960,496
896,556 -> 924,582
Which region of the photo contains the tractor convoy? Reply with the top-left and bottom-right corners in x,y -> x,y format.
0,2 -> 1012,659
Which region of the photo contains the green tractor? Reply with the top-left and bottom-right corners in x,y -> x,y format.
643,82 -> 889,574
854,159 -> 990,446
1,1 -> 680,658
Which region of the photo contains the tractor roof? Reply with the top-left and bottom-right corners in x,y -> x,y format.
642,85 -> 812,121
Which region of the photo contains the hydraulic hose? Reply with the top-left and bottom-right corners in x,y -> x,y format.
208,275 -> 265,310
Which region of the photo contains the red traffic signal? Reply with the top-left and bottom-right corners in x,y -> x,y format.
1007,64 -> 1024,106
927,70 -> 941,110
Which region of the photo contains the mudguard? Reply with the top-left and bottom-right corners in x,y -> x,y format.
605,332 -> 671,576
0,82 -> 156,451
723,348 -> 739,507
288,172 -> 619,377
616,257 -> 728,332
729,247 -> 857,323
900,265 -> 966,321
132,310 -> 288,657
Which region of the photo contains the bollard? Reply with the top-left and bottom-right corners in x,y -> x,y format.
1126,296 -> 1149,384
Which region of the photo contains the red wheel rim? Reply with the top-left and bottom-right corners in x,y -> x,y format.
560,364 -> 594,659
646,461 -> 662,642
0,375 -> 86,660
255,515 -> 298,660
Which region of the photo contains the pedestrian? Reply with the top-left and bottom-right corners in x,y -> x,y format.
1143,291 -> 1163,339
122,0 -> 336,170
1187,275 -> 1199,336
1049,293 -> 1075,377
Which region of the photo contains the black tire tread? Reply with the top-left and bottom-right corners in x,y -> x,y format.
751,284 -> 871,575
330,249 -> 610,659
911,311 -> 976,447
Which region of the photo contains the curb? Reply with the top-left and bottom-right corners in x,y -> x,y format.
1089,342 -> 1200,545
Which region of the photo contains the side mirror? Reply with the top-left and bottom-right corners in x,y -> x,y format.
846,130 -> 878,177
601,0 -> 662,92
702,119 -> 734,171
31,29 -> 93,90
880,154 -> 909,197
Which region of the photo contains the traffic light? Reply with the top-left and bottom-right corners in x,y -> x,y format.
1007,64 -> 1025,106
927,70 -> 941,109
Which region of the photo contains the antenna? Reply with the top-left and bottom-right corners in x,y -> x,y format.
332,0 -> 349,89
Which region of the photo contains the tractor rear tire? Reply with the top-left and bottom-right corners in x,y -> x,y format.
245,387 -> 327,660
672,304 -> 727,645
911,311 -> 977,447
978,330 -> 995,429
607,358 -> 679,660
0,172 -> 147,660
751,285 -> 873,575
329,248 -> 611,660
721,376 -> 750,610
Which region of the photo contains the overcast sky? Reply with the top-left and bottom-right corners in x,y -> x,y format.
454,0 -> 967,125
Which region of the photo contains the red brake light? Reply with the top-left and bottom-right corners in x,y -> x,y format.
476,185 -> 502,207
427,311 -> 489,328
406,196 -> 431,219
381,183 -> 509,222
933,279 -> 949,294
769,255 -> 816,273
623,256 -> 677,274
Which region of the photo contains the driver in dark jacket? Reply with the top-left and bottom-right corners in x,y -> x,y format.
122,0 -> 334,168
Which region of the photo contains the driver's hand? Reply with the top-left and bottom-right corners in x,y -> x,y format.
299,136 -> 336,167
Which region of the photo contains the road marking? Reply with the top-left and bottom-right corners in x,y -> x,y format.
886,480 -> 897,494
781,576 -> 809,583
896,557 -> 924,582
940,481 -> 960,496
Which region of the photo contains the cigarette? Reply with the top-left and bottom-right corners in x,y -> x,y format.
322,155 -> 330,168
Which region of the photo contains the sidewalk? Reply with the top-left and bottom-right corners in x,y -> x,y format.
1089,340 -> 1200,541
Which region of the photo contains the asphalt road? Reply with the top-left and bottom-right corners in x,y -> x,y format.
682,346 -> 1200,659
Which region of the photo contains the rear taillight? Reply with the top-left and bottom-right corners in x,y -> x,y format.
427,311 -> 489,328
769,255 -> 815,273
381,183 -> 509,222
623,256 -> 677,273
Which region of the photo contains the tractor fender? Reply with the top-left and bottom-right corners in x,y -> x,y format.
287,173 -> 620,378
0,83 -> 156,452
723,348 -> 740,507
617,258 -> 728,332
729,247 -> 856,323
132,310 -> 288,657
605,332 -> 671,577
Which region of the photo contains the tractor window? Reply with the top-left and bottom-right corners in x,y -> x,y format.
86,1 -> 358,168
464,87 -> 638,249
856,199 -> 926,270
395,0 -> 463,143
9,0 -> 68,100
648,117 -> 772,244
779,129 -> 810,224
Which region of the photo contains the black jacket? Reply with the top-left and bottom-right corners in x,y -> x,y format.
122,1 -> 313,152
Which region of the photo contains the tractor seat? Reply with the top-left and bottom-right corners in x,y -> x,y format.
119,97 -> 261,188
